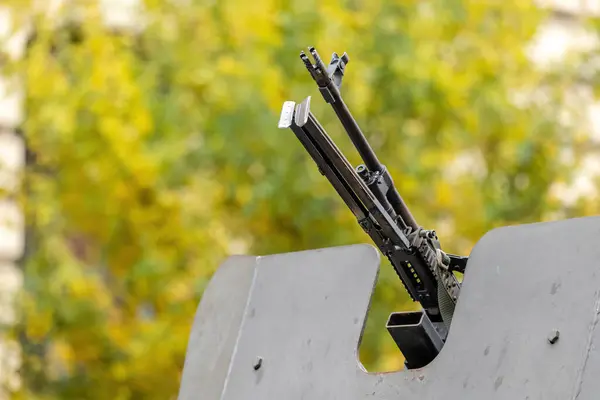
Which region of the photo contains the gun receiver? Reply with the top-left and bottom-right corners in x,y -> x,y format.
279,47 -> 469,368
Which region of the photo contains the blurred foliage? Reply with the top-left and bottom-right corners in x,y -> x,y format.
0,0 -> 595,398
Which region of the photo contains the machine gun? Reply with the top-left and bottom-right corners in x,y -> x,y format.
278,47 -> 467,368
177,46 -> 600,400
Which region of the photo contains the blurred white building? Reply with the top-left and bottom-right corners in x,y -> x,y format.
0,1 -> 138,396
530,0 -> 600,204
0,0 -> 599,397
0,5 -> 25,398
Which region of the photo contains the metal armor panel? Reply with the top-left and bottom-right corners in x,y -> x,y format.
178,216 -> 600,399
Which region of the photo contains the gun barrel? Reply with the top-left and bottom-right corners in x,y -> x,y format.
333,98 -> 419,230
330,92 -> 419,230
304,47 -> 419,230
330,97 -> 382,173
307,48 -> 382,173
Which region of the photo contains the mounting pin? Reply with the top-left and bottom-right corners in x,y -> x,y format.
253,356 -> 263,370
547,329 -> 560,344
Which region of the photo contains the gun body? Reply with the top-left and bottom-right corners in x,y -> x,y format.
279,47 -> 468,367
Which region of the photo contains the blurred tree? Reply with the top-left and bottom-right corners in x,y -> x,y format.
0,0 -> 591,398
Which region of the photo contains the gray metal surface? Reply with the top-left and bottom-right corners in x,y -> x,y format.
177,256 -> 258,400
178,216 -> 600,399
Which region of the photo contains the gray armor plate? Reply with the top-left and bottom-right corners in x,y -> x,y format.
178,216 -> 600,399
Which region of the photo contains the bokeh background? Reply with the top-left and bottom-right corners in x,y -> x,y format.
2,0 -> 600,399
